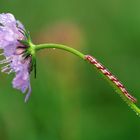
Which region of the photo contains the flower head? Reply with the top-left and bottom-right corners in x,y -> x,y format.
0,13 -> 35,102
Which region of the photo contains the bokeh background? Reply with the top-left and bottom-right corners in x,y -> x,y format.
0,0 -> 140,140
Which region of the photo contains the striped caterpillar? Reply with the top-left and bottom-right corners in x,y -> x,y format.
85,55 -> 137,103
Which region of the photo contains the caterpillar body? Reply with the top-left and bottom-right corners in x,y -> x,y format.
85,55 -> 137,103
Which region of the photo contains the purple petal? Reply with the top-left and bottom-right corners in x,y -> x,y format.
24,83 -> 31,103
0,13 -> 32,102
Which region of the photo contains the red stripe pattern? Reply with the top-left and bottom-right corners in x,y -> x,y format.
85,55 -> 137,103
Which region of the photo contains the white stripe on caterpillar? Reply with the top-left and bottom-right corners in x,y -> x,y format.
85,55 -> 137,103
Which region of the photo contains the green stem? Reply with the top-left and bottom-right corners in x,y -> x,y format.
35,43 -> 85,59
35,43 -> 140,117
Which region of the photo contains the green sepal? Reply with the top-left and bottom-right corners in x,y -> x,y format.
18,40 -> 30,46
18,27 -> 32,43
32,56 -> 37,78
22,30 -> 31,42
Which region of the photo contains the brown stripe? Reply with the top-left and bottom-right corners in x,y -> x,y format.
85,55 -> 137,103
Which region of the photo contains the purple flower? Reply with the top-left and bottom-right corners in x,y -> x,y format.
0,13 -> 33,102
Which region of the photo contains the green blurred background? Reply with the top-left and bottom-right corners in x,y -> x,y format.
0,0 -> 140,140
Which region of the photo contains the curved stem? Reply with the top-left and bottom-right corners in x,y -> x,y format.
35,43 -> 140,116
35,43 -> 85,59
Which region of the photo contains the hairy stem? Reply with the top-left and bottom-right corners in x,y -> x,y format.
35,43 -> 140,116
